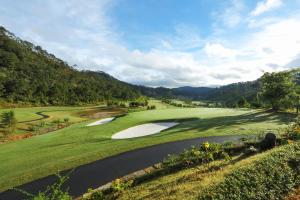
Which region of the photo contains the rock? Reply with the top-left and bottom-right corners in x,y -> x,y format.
244,146 -> 258,156
260,132 -> 276,150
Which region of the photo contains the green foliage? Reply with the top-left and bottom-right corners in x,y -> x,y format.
286,118 -> 300,140
146,105 -> 156,110
261,71 -> 296,110
51,119 -> 61,125
16,173 -> 71,200
198,143 -> 300,200
83,189 -> 104,200
0,27 -> 141,105
0,110 -> 17,134
162,142 -> 230,169
63,118 -> 69,123
111,179 -> 133,192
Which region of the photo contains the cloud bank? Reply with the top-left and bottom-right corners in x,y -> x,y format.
0,0 -> 300,88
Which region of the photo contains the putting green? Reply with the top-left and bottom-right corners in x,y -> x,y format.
0,107 -> 294,192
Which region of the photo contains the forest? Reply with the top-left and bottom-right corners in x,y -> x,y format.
0,27 -> 141,106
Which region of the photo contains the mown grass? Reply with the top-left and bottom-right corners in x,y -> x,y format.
0,107 -> 294,192
118,142 -> 300,200
0,106 -> 105,135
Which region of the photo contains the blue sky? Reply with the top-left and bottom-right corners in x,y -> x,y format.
1,0 -> 300,87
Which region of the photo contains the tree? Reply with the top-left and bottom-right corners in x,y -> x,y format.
237,97 -> 250,108
1,110 -> 17,135
260,71 -> 296,111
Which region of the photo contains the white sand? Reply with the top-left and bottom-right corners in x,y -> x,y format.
112,122 -> 179,139
86,117 -> 115,126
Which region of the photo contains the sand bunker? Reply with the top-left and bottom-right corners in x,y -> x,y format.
86,117 -> 115,126
112,122 -> 179,139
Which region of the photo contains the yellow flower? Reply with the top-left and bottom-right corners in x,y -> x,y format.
287,139 -> 293,144
203,141 -> 210,150
114,178 -> 121,185
193,150 -> 201,156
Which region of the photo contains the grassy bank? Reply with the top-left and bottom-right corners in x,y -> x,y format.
117,142 -> 300,200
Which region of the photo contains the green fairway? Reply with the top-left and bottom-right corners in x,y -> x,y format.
0,106 -> 97,123
0,107 -> 294,192
0,106 -> 110,135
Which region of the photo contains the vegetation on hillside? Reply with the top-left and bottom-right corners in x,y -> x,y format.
105,142 -> 299,200
199,142 -> 300,200
0,27 -> 141,106
137,70 -> 300,110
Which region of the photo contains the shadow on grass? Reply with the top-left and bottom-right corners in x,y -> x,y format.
154,110 -> 296,137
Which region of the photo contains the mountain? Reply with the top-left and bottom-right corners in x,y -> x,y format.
0,27 -> 141,105
172,86 -> 215,99
204,81 -> 260,106
136,82 -> 260,107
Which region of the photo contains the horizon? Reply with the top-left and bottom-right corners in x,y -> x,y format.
1,0 -> 300,87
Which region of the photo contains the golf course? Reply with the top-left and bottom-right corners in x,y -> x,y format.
0,102 -> 294,193
1,6 -> 300,199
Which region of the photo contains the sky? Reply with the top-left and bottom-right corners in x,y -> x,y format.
1,0 -> 300,88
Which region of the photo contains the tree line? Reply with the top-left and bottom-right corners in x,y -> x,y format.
0,27 -> 141,106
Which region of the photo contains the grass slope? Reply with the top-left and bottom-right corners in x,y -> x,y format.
0,107 -> 294,192
118,143 -> 300,200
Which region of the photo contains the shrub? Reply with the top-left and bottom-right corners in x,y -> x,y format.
198,143 -> 300,200
260,132 -> 276,150
111,179 -> 133,192
119,103 -> 126,108
38,121 -> 45,127
83,189 -> 104,200
286,118 -> 300,141
63,118 -> 70,123
1,110 -> 17,135
162,142 -> 230,170
27,124 -> 39,132
51,119 -> 61,124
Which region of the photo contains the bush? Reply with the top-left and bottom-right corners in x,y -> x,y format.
286,119 -> 300,141
83,189 -> 104,200
28,124 -> 39,132
51,119 -> 61,124
198,143 -> 300,200
147,105 -> 156,110
63,118 -> 70,123
162,142 -> 230,170
1,110 -> 17,135
111,179 -> 133,192
119,103 -> 126,108
260,132 -> 276,150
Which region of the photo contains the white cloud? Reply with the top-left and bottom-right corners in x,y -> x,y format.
204,43 -> 237,58
250,0 -> 282,17
1,0 -> 300,88
212,0 -> 244,29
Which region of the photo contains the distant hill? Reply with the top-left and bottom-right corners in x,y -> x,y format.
172,86 -> 214,99
0,27 -> 141,105
136,82 -> 261,107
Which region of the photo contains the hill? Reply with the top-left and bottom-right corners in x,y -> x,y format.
0,27 -> 141,106
136,82 -> 260,107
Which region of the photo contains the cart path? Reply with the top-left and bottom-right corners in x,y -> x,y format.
0,135 -> 246,200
